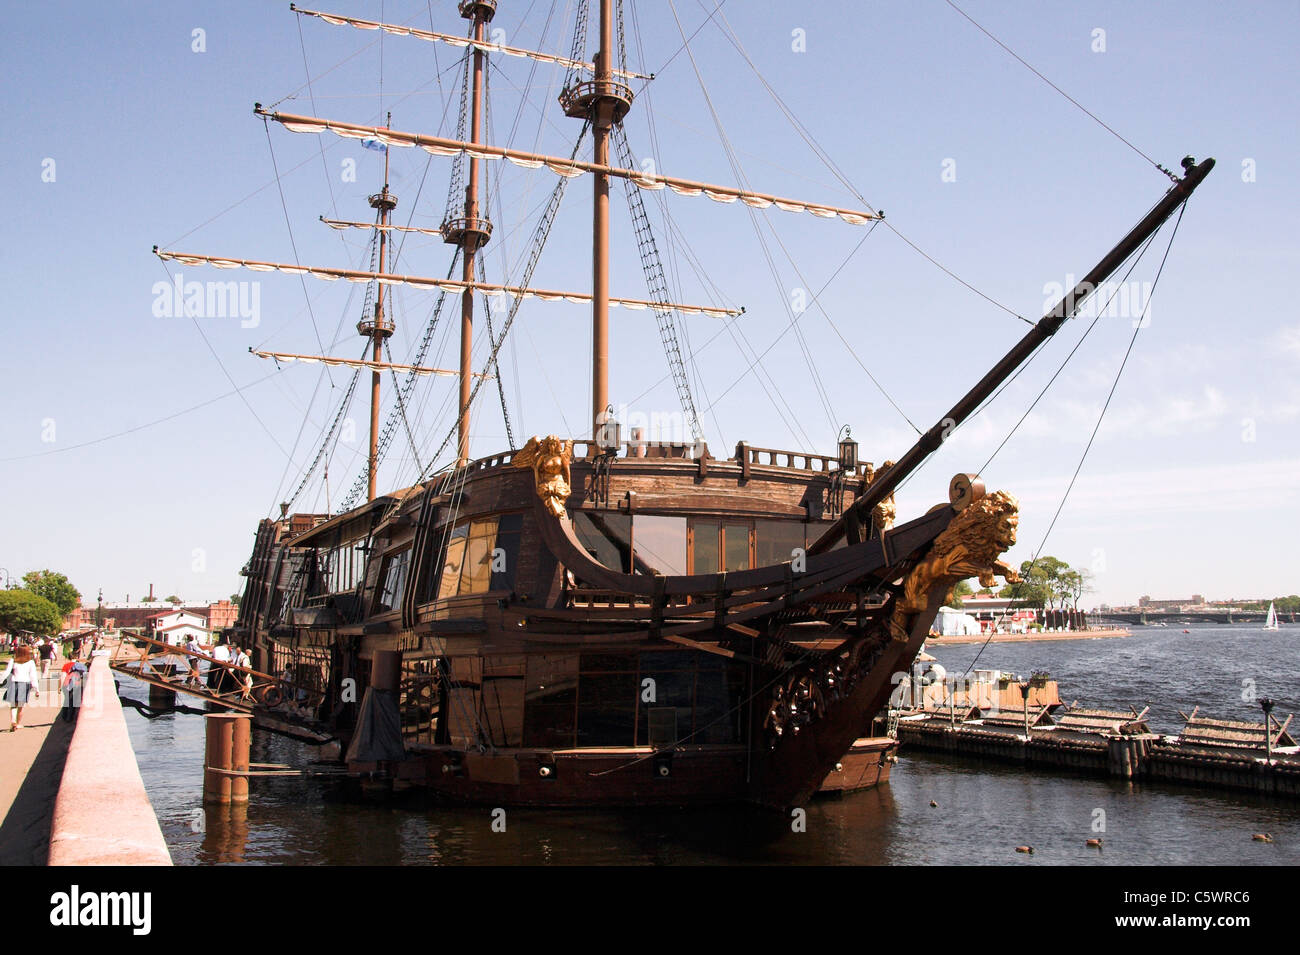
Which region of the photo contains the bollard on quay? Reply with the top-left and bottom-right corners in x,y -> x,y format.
204,712 -> 253,804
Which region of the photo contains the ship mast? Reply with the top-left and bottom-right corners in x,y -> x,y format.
447,1 -> 496,467
592,2 -> 613,442
562,0 -> 633,442
361,119 -> 397,501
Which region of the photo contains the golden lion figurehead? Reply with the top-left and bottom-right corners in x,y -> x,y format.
889,486 -> 1021,640
933,489 -> 1022,588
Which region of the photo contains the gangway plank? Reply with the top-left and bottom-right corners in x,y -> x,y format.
107,634 -> 336,743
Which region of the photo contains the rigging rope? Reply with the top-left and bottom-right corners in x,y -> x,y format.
564,0 -> 591,93
666,0 -> 828,449
477,253 -> 518,449
711,8 -> 1032,327
944,203 -> 1189,689
943,0 -> 1176,181
282,348 -> 367,512
384,337 -> 426,475
612,122 -> 705,443
262,121 -> 335,369
411,125 -> 590,489
338,251 -> 461,512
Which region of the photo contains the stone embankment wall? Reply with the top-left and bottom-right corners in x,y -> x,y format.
48,656 -> 172,865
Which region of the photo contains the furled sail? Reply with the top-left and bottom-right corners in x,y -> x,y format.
320,217 -> 445,236
248,350 -> 490,379
292,5 -> 652,81
154,248 -> 743,318
256,108 -> 880,226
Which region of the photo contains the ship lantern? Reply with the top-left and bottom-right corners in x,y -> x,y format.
837,428 -> 858,471
595,406 -> 622,454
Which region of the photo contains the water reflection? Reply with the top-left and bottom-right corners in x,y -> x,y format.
117,626 -> 1300,865
200,802 -> 249,864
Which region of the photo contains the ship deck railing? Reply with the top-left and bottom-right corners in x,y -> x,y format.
457,439 -> 873,477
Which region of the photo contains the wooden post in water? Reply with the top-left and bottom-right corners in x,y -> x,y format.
1261,698 -> 1275,765
204,712 -> 253,804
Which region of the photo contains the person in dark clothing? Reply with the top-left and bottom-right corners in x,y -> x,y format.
60,660 -> 87,722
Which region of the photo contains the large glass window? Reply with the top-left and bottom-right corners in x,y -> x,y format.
431,514 -> 524,600
724,522 -> 752,572
632,515 -> 687,576
691,520 -> 720,575
373,547 -> 411,614
437,525 -> 468,600
491,514 -> 523,591
519,649 -> 746,749
522,654 -> 579,749
573,512 -> 633,572
755,520 -> 807,567
460,518 -> 499,595
323,538 -> 369,595
576,653 -> 638,747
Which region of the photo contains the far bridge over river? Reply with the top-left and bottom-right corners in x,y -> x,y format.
1096,609 -> 1292,626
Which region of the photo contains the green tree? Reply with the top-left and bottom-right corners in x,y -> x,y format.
0,590 -> 63,636
230,593 -> 242,606
1062,567 -> 1094,610
1002,559 -> 1053,607
21,569 -> 81,616
945,579 -> 974,610
165,595 -> 182,604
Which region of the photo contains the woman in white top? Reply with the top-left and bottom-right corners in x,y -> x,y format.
2,645 -> 41,730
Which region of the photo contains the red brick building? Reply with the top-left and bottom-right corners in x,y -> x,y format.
62,599 -> 239,634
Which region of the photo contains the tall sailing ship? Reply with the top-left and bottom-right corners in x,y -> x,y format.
157,2 -> 1212,809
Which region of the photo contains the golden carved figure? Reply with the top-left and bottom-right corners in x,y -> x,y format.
888,488 -> 1021,641
513,435 -> 574,518
868,460 -> 896,533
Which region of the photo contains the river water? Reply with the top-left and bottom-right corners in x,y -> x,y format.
119,624 -> 1300,865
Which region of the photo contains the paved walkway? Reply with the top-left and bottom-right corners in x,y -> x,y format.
0,673 -> 75,865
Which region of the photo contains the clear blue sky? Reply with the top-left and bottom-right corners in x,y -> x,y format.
2,1 -> 1296,608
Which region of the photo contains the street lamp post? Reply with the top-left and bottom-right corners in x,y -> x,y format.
97,588 -> 103,633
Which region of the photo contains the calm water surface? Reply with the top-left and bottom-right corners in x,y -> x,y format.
120,624 -> 1300,865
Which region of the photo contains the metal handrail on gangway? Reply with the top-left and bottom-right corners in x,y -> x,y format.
107,633 -> 335,742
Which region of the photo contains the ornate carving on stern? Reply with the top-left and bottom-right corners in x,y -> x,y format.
762,639 -> 881,749
513,435 -> 574,518
887,481 -> 1021,642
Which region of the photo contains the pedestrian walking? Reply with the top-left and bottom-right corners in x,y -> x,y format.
37,638 -> 54,679
184,635 -> 204,687
210,638 -> 231,692
59,659 -> 87,722
1,646 -> 41,730
235,646 -> 254,702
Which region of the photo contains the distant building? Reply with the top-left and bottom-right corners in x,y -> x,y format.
205,599 -> 237,631
149,609 -> 210,646
62,598 -> 238,634
959,595 -> 1041,633
1138,595 -> 1206,609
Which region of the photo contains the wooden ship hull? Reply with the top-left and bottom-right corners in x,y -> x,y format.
234,438 -> 992,809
